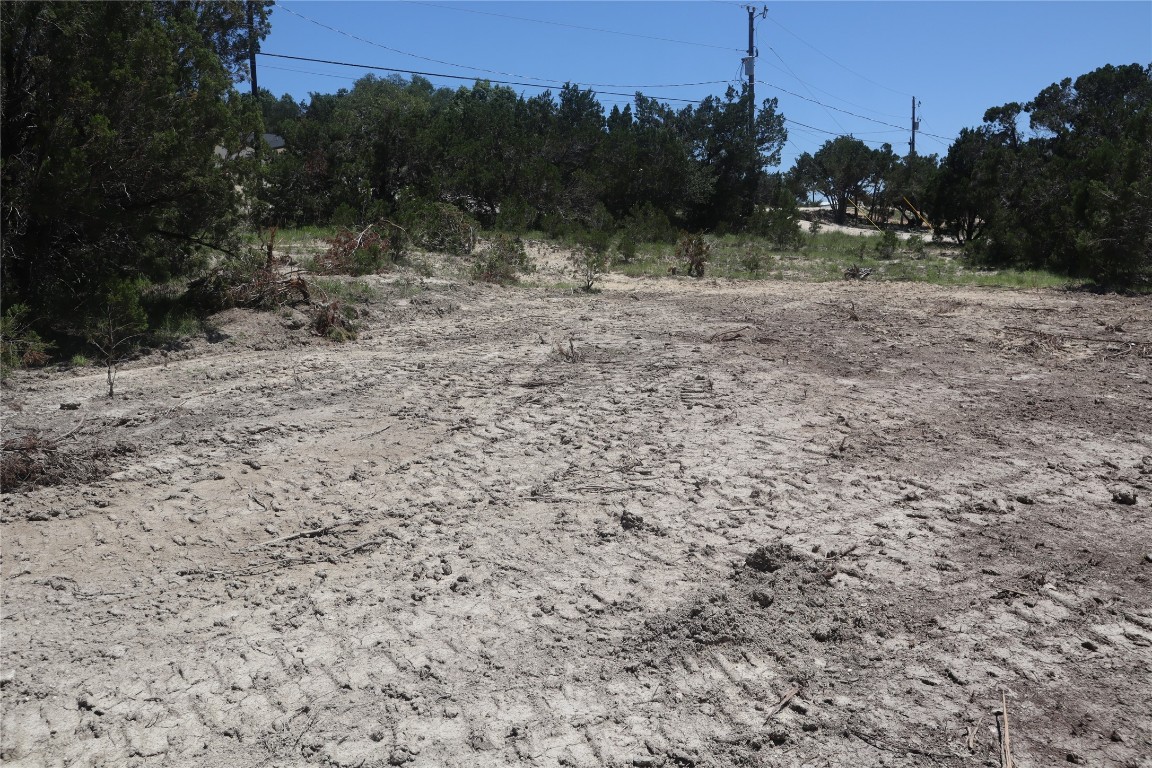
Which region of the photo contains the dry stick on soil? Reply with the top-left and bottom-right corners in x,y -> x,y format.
246,517 -> 363,550
1006,326 -> 1151,346
353,425 -> 391,441
998,690 -> 1015,768
763,683 -> 801,720
708,326 -> 752,342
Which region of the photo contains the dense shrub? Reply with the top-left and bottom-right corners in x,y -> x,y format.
472,235 -> 533,283
399,201 -> 478,256
675,233 -> 710,278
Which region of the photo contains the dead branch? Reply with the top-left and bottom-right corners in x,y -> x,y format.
764,683 -> 801,720
708,326 -> 752,342
245,517 -> 363,550
998,690 -> 1015,768
1006,326 -> 1150,346
353,425 -> 392,441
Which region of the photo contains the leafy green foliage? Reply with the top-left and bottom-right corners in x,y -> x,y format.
930,64 -> 1152,287
749,187 -> 804,247
1,1 -> 269,337
793,137 -> 878,225
254,75 -> 789,239
1,304 -> 52,375
471,235 -> 532,284
83,280 -> 149,398
398,201 -> 478,256
616,233 -> 639,264
569,231 -> 611,292
312,301 -> 359,342
874,230 -> 899,259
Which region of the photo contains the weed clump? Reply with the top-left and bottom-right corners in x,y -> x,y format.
1,304 -> 52,375
472,235 -> 533,283
400,201 -> 478,256
675,233 -> 710,278
874,230 -> 899,259
313,224 -> 399,276
312,301 -> 359,342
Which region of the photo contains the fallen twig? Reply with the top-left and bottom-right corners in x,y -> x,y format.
246,517 -> 363,550
709,326 -> 752,342
338,536 -> 397,557
1006,326 -> 1150,346
353,425 -> 392,441
764,683 -> 800,720
998,690 -> 1014,768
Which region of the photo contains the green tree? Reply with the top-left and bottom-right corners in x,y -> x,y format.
794,136 -> 876,225
1023,64 -> 1152,284
1,0 -> 270,332
930,128 -> 998,244
932,63 -> 1151,285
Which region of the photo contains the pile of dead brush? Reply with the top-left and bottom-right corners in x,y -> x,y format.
0,427 -> 135,493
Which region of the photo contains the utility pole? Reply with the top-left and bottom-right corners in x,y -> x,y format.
909,97 -> 920,157
744,5 -> 768,215
247,1 -> 259,99
744,6 -> 767,135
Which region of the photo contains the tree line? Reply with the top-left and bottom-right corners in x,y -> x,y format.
258,75 -> 786,238
2,1 -> 1149,362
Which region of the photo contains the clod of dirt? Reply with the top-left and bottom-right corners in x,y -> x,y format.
621,510 -> 645,530
745,543 -> 798,573
811,622 -> 840,642
750,589 -> 774,608
469,732 -> 501,751
1112,489 -> 1137,505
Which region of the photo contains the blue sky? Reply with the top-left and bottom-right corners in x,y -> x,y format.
257,1 -> 1152,169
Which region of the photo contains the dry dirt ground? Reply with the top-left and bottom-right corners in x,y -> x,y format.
2,264 -> 1151,768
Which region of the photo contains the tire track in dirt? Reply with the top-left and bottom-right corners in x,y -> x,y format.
3,278 -> 1149,767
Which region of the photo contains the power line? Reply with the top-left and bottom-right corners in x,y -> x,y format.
767,47 -> 846,133
277,4 -> 554,85
784,118 -> 895,147
258,53 -> 704,104
259,53 -> 931,151
276,3 -> 733,91
766,16 -> 913,98
400,0 -> 743,53
262,62 -> 694,112
765,47 -> 904,121
759,77 -> 951,141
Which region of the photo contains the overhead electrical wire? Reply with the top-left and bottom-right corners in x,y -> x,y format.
261,62 -> 679,111
263,4 -> 956,151
258,53 -> 704,104
784,119 -> 894,147
766,15 -> 914,98
400,0 -> 743,53
259,53 -> 934,151
767,46 -> 847,133
766,47 -> 905,121
277,3 -> 732,91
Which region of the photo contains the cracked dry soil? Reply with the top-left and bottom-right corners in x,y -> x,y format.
2,273 -> 1151,768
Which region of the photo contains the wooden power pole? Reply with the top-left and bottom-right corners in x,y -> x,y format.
744,6 -> 768,134
248,1 -> 259,99
909,97 -> 921,157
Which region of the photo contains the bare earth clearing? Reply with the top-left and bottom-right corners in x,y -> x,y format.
3,263 -> 1151,768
